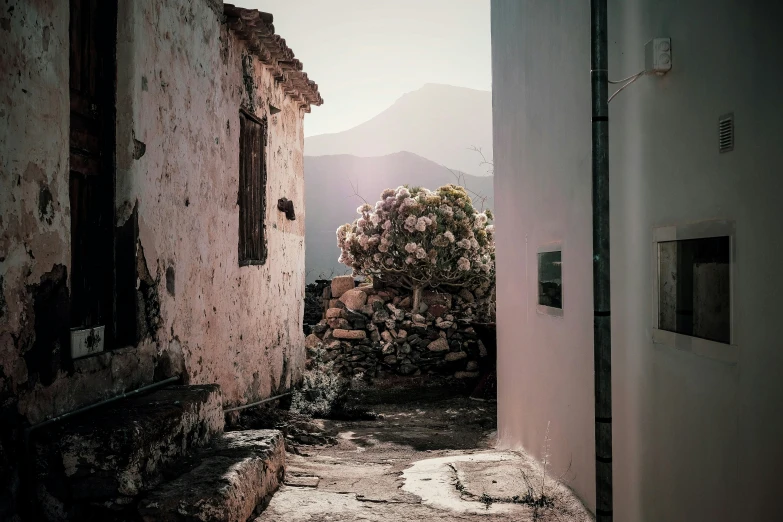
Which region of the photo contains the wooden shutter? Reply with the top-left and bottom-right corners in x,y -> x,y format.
69,0 -> 117,334
238,110 -> 268,265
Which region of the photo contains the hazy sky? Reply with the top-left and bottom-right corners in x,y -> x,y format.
235,0 -> 491,137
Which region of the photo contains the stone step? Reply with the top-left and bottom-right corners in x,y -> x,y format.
33,384 -> 224,519
138,429 -> 285,522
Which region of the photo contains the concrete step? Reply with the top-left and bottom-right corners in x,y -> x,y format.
138,429 -> 285,522
33,384 -> 224,519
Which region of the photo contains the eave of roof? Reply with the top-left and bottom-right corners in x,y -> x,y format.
224,4 -> 324,112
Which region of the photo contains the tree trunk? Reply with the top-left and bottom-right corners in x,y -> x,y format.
412,284 -> 423,315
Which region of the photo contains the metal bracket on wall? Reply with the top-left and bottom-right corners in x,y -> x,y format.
277,198 -> 296,220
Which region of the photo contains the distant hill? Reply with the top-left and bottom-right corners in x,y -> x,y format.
304,84 -> 493,177
305,151 -> 494,283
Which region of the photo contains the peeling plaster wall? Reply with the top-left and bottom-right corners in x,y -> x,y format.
115,0 -> 307,407
0,1 -> 74,517
0,0 -> 70,409
1,0 -> 307,438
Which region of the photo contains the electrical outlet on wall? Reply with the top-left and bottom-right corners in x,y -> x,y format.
645,37 -> 672,75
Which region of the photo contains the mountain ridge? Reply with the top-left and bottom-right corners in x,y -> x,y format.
304,84 -> 493,177
304,151 -> 494,283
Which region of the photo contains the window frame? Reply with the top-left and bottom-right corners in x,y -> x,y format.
536,241 -> 564,317
238,108 -> 268,267
651,219 -> 737,363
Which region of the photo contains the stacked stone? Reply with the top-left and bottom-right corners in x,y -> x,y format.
305,275 -> 489,380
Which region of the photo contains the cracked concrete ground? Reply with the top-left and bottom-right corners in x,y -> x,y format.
254,385 -> 593,521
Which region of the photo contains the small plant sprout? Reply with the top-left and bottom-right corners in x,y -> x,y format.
480,491 -> 493,510
291,344 -> 348,418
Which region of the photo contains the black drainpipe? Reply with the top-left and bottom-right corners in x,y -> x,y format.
590,0 -> 613,521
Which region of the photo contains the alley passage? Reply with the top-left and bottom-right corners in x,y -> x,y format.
252,385 -> 593,522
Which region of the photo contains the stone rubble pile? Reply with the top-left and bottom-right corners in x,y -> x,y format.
305,275 -> 493,379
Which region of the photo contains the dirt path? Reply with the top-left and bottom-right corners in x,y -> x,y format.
253,387 -> 592,522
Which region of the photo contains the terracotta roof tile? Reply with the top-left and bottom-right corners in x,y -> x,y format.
224,4 -> 323,112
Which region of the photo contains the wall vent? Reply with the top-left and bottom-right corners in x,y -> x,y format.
719,113 -> 734,153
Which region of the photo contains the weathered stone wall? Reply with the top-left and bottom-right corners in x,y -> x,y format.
2,1 -> 310,515
1,0 -> 306,428
115,0 -> 307,408
305,276 -> 493,380
0,0 -> 305,519
1,3 -> 87,516
1,0 -> 70,408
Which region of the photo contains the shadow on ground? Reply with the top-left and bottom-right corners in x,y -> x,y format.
250,379 -> 592,522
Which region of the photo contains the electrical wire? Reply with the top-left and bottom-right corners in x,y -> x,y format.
608,71 -> 647,103
608,70 -> 647,84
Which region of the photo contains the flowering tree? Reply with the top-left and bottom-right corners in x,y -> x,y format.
337,184 -> 495,312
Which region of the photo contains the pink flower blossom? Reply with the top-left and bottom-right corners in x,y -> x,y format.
400,198 -> 417,212
336,184 -> 495,288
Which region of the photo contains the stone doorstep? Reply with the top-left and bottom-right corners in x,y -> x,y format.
34,384 -> 224,511
138,430 -> 285,522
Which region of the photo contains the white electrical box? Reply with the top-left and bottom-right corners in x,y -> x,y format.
645,37 -> 672,75
70,325 -> 105,359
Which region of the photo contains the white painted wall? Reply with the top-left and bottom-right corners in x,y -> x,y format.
491,0 -> 596,509
492,1 -> 783,520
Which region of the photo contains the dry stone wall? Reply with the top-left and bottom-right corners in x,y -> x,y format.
305,276 -> 493,380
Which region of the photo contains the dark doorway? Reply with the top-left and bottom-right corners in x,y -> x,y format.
69,0 -> 118,346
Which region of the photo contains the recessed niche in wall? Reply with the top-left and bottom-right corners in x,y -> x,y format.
537,243 -> 563,316
653,220 -> 736,362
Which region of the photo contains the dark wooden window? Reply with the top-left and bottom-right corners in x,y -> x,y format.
238,110 -> 268,265
69,0 -> 118,345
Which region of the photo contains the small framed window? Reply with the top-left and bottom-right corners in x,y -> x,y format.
238,109 -> 268,266
652,220 -> 736,362
537,242 -> 563,316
